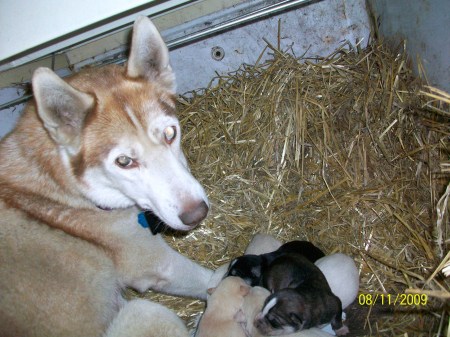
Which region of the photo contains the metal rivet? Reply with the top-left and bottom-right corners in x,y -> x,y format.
211,46 -> 225,61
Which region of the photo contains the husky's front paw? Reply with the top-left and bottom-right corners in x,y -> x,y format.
207,263 -> 230,290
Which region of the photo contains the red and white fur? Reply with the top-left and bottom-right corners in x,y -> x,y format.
0,16 -> 212,337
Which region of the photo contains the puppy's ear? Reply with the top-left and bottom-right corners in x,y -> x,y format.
239,283 -> 251,296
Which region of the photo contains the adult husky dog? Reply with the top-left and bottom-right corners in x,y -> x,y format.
0,16 -> 212,337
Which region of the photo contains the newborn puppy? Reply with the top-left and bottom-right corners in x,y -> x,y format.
244,234 -> 282,255
262,254 -> 327,291
276,241 -> 325,263
315,253 -> 359,309
235,286 -> 270,337
226,240 -> 325,286
195,276 -> 250,337
233,284 -> 335,337
256,254 -> 348,336
226,254 -> 266,286
106,299 -> 190,337
208,234 -> 282,290
254,289 -> 347,336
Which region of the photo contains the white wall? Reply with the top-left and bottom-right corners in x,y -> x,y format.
0,0 -> 191,69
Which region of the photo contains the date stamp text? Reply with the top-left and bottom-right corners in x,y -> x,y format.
358,293 -> 428,306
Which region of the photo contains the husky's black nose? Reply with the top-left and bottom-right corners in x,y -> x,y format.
179,201 -> 209,227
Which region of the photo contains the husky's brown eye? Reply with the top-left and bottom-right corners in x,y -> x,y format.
163,126 -> 177,144
115,155 -> 136,168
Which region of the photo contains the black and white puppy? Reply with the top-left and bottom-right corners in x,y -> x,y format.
225,240 -> 325,286
255,254 -> 348,336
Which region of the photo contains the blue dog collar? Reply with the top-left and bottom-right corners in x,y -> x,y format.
138,211 -> 168,235
138,212 -> 149,228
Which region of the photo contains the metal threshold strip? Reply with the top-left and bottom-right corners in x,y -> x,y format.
167,0 -> 314,49
102,0 -> 315,67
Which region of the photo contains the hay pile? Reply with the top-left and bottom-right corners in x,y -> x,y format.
138,40 -> 450,335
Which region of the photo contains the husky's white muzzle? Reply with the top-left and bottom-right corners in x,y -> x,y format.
80,124 -> 209,231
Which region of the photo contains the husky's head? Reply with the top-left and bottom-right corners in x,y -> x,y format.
31,17 -> 209,231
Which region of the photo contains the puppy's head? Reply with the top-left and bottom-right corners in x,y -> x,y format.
254,289 -> 308,336
225,255 -> 263,286
237,286 -> 271,336
206,276 -> 251,315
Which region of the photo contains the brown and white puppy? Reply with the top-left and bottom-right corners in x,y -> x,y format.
208,281 -> 335,337
255,254 -> 349,336
225,240 -> 325,286
195,276 -> 251,337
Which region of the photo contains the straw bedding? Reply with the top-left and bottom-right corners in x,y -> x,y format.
134,40 -> 449,335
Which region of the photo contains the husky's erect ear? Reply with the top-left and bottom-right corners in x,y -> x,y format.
127,16 -> 175,92
32,67 -> 94,154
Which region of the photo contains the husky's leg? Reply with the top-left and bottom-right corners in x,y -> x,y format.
117,230 -> 213,300
1,188 -> 212,300
104,299 -> 189,337
149,234 -> 213,299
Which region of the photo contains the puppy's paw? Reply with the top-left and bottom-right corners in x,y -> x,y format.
334,324 -> 349,336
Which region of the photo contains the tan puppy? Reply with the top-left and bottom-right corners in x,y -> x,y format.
196,276 -> 251,337
235,285 -> 270,336
105,300 -> 189,337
